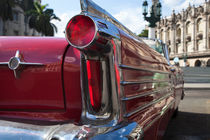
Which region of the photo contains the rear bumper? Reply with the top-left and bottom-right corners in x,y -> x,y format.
0,120 -> 143,140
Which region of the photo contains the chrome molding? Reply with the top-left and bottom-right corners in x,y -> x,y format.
124,92 -> 173,118
120,80 -> 170,86
0,50 -> 44,78
121,87 -> 171,101
119,64 -> 170,74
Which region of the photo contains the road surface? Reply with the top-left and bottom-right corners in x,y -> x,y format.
163,89 -> 210,140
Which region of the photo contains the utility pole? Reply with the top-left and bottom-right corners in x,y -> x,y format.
142,0 -> 162,39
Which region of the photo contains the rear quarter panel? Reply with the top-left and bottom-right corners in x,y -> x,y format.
118,31 -> 176,140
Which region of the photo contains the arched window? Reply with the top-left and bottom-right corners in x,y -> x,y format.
177,28 -> 181,38
160,29 -> 164,41
207,59 -> 210,67
195,60 -> 201,67
176,26 -> 181,44
209,16 -> 210,29
186,22 -> 191,35
167,28 -> 170,41
197,18 -> 202,32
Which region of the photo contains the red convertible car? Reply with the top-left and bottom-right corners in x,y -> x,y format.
0,0 -> 184,139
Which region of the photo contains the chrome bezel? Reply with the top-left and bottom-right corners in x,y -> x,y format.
65,14 -> 98,49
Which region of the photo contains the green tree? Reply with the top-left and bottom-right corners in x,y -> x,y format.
138,29 -> 148,37
27,2 -> 60,36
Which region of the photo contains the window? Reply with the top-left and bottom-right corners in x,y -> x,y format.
186,22 -> 190,35
177,28 -> 181,38
197,18 -> 202,32
13,11 -> 19,22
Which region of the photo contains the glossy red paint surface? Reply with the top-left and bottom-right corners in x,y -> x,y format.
63,46 -> 82,122
118,30 -> 183,139
0,37 -> 82,122
0,37 -> 67,110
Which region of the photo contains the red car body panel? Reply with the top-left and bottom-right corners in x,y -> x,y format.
119,31 -> 177,139
0,37 -> 82,122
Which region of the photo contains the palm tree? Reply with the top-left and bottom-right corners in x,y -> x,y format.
27,2 -> 60,36
0,0 -> 15,35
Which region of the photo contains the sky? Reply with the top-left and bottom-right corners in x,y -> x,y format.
42,0 -> 206,37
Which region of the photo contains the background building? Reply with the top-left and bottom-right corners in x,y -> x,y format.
0,0 -> 41,36
156,0 -> 210,67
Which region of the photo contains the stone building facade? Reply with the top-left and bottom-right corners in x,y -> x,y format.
0,0 -> 41,36
156,0 -> 210,67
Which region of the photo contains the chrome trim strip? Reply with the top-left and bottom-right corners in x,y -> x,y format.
120,80 -> 170,85
19,62 -> 44,66
124,92 -> 173,118
121,87 -> 171,101
144,100 -> 175,131
0,62 -> 8,65
119,64 -> 170,74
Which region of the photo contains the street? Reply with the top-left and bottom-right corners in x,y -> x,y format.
163,89 -> 210,140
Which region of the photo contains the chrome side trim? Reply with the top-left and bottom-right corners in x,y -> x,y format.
0,62 -> 8,65
119,64 -> 170,74
124,92 -> 173,118
144,100 -> 175,131
121,87 -> 171,101
120,80 -> 170,85
19,62 -> 44,66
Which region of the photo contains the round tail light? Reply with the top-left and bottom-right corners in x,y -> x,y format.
66,15 -> 96,48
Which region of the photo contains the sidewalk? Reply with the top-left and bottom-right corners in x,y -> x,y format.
184,83 -> 210,90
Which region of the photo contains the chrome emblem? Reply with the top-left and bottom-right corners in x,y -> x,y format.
8,51 -> 21,70
0,50 -> 44,79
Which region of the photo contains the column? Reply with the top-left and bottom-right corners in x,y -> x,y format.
171,26 -> 176,54
163,27 -> 167,43
192,19 -> 196,52
181,22 -> 185,53
149,27 -> 156,39
203,15 -> 208,50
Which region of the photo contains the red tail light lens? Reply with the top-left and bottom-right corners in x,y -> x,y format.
86,60 -> 102,112
66,15 -> 96,48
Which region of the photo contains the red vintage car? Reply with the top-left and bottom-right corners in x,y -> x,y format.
0,0 -> 184,139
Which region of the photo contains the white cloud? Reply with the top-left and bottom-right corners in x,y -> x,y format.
163,0 -> 183,7
52,10 -> 80,37
163,0 -> 205,13
52,8 -> 146,37
114,8 -> 147,35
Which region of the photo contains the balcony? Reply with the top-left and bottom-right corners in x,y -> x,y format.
186,34 -> 191,42
176,37 -> 181,44
196,32 -> 203,40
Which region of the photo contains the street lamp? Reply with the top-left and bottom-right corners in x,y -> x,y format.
142,0 -> 162,39
142,0 -> 148,17
183,53 -> 188,67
